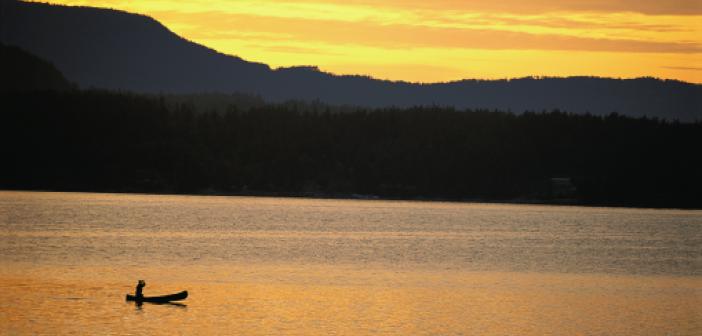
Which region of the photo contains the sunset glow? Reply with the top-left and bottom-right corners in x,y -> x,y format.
35,0 -> 702,83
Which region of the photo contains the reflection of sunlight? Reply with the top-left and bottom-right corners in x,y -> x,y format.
36,0 -> 702,83
1,190 -> 701,334
2,265 -> 700,335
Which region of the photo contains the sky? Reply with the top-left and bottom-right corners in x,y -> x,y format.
39,0 -> 701,83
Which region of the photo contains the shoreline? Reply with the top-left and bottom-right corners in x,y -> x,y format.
2,188 -> 699,211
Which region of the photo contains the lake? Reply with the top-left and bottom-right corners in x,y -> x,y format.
0,191 -> 700,335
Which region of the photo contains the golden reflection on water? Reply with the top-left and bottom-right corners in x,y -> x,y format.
1,264 -> 700,335
1,192 -> 701,335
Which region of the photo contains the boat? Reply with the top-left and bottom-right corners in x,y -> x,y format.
125,290 -> 188,303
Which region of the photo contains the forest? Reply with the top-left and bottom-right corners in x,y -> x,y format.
2,89 -> 701,208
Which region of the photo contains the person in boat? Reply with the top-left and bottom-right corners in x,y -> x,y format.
135,280 -> 146,299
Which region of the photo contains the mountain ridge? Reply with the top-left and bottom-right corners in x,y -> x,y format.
0,42 -> 74,91
1,0 -> 700,121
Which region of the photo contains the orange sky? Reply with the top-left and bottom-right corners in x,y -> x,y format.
38,0 -> 702,83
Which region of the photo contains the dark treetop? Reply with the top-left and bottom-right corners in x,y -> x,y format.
3,88 -> 701,208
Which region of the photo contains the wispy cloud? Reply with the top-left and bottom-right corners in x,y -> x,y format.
309,0 -> 702,15
662,66 -> 702,71
155,11 -> 701,53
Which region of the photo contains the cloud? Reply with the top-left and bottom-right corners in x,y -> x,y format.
317,0 -> 702,15
259,45 -> 340,55
662,66 -> 702,71
156,11 -> 701,54
454,14 -> 692,33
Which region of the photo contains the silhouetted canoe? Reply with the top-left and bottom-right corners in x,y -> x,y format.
125,290 -> 188,303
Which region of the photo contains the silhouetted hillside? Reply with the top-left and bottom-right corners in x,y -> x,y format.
157,92 -> 266,114
1,0 -> 700,121
0,0 -> 270,93
2,89 -> 701,208
0,42 -> 73,92
1,44 -> 699,208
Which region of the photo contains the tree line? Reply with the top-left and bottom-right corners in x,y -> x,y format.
2,89 -> 701,208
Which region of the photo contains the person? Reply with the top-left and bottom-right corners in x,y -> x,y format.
135,280 -> 146,299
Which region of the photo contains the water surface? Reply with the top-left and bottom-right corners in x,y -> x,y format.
1,191 -> 700,335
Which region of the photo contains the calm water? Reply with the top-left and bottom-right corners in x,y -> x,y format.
0,191 -> 700,335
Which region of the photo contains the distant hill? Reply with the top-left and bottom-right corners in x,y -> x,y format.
1,0 -> 700,121
0,42 -> 73,92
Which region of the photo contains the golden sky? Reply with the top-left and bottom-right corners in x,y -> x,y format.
39,0 -> 702,83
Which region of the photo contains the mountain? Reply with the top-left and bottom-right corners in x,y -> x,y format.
0,0 -> 269,94
1,0 -> 700,121
0,42 -> 73,92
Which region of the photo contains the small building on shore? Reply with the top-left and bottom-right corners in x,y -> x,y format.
550,177 -> 577,198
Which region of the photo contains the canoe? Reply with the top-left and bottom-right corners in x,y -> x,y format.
125,290 -> 188,303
